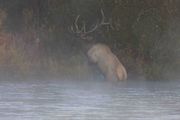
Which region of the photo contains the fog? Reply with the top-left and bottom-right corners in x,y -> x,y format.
0,78 -> 180,120
0,0 -> 179,80
0,0 -> 180,119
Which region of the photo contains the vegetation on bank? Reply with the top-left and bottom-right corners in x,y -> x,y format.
0,0 -> 179,80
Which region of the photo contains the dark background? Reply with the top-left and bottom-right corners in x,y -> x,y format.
0,0 -> 179,80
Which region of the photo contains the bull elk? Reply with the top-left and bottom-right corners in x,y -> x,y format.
70,9 -> 127,81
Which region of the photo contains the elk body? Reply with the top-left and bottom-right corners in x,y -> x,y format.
70,9 -> 127,81
87,43 -> 127,81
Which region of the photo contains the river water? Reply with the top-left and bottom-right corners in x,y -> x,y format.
0,79 -> 180,120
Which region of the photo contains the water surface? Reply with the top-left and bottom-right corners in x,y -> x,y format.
0,79 -> 180,120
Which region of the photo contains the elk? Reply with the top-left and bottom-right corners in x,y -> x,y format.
70,9 -> 127,81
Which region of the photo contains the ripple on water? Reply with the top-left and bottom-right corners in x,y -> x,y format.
0,79 -> 180,120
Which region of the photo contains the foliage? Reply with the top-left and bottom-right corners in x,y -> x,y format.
0,0 -> 179,80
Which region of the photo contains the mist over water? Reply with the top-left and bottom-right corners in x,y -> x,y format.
0,1 -> 180,120
0,78 -> 180,120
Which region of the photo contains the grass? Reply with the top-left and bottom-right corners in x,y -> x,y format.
0,36 -> 94,80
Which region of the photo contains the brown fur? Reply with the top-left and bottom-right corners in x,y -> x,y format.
87,43 -> 127,81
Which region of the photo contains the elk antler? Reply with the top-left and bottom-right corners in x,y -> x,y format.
70,15 -> 83,33
70,9 -> 113,35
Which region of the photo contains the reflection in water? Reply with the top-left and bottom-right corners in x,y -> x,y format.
0,79 -> 180,120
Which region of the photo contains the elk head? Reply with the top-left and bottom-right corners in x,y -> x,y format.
69,9 -> 114,43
